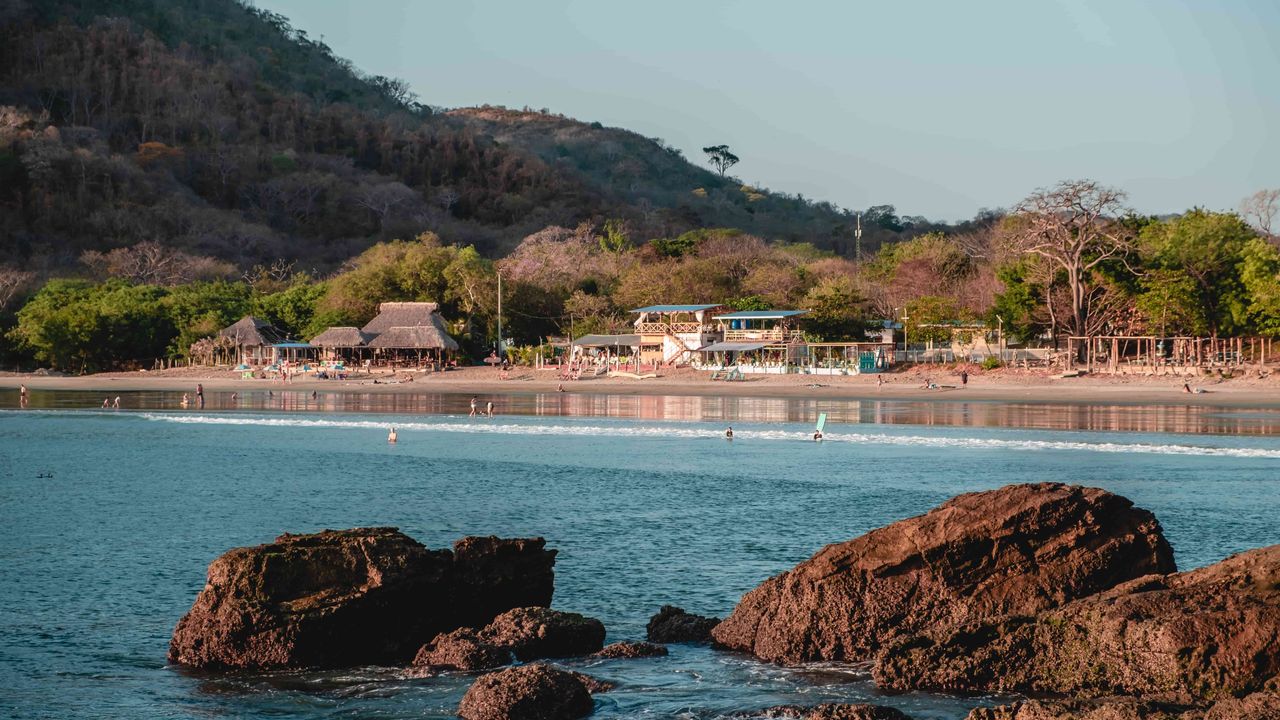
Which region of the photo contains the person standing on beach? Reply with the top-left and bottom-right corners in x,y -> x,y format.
876,375 -> 883,390
960,370 -> 969,387
469,396 -> 478,417
195,383 -> 204,408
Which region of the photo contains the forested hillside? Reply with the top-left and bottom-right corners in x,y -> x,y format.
0,0 -> 919,276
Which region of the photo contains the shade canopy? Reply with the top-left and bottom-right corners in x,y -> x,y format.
713,310 -> 809,320
630,304 -> 722,314
310,326 -> 375,348
218,316 -> 286,347
698,342 -> 769,352
367,325 -> 459,351
362,302 -> 447,335
572,334 -> 641,348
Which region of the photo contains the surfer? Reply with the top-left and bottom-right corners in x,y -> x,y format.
388,427 -> 398,444
725,426 -> 734,440
813,430 -> 824,442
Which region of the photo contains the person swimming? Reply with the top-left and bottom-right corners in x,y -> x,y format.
388,427 -> 398,444
725,426 -> 734,439
813,430 -> 824,442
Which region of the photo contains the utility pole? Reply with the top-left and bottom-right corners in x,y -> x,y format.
854,211 -> 863,260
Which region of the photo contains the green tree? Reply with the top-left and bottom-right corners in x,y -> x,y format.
598,219 -> 632,253
989,261 -> 1043,343
702,145 -> 739,177
904,295 -> 967,345
1137,209 -> 1256,335
253,281 -> 332,340
1134,269 -> 1206,336
1239,238 -> 1280,337
801,276 -> 868,341
444,246 -> 496,340
10,280 -> 173,372
163,281 -> 251,358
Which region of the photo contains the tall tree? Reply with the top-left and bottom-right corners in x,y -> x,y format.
702,145 -> 739,177
1240,189 -> 1279,240
1002,180 -> 1134,345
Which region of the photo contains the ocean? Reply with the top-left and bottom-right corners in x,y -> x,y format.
1,390 -> 1278,719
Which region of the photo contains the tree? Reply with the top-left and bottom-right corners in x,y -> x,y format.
702,145 -> 739,177
1002,180 -> 1134,345
1239,238 -> 1280,337
1137,209 -> 1255,335
1240,189 -> 1279,240
802,276 -> 868,341
10,280 -> 173,372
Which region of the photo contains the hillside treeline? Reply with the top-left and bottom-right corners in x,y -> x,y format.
5,183 -> 1279,372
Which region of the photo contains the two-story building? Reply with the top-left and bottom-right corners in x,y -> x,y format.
631,304 -> 725,366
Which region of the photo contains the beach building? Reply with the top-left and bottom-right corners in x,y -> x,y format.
699,310 -> 808,374
218,315 -> 287,366
630,304 -> 725,366
359,302 -> 459,366
309,326 -> 374,362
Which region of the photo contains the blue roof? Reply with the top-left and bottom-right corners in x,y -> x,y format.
630,304 -> 721,313
714,310 -> 809,319
272,342 -> 314,348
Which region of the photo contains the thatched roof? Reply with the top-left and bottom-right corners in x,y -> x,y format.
367,325 -> 460,351
361,302 -> 443,335
310,326 -> 375,348
219,315 -> 286,347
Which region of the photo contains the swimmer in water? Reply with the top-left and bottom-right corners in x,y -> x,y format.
813,430 -> 824,442
388,427 -> 398,444
725,426 -> 734,439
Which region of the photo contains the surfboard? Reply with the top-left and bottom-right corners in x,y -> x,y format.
816,413 -> 827,433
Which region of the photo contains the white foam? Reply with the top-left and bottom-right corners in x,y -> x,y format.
136,413 -> 1280,458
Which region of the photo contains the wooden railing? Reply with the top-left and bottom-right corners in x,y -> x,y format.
636,321 -> 709,335
724,329 -> 802,342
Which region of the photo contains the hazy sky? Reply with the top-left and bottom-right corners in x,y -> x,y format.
257,0 -> 1279,221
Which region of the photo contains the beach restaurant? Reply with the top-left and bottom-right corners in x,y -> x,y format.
359,302 -> 459,367
698,310 -> 808,374
218,315 -> 287,366
630,304 -> 724,366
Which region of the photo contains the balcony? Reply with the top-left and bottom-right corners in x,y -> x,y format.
637,321 -> 708,336
724,328 -> 801,342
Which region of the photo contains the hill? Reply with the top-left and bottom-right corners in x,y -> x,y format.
0,0 -> 921,276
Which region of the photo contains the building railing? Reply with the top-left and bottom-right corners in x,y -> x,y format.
724,329 -> 802,342
637,321 -> 710,335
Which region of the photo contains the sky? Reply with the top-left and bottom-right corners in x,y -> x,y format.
256,0 -> 1279,222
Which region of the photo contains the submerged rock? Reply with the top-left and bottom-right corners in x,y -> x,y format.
645,605 -> 720,643
413,627 -> 511,672
593,641 -> 668,659
876,545 -> 1280,702
479,607 -> 606,660
458,664 -> 594,720
169,528 -> 555,670
712,483 -> 1175,664
759,704 -> 914,720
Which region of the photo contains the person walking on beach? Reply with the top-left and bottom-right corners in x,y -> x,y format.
469,396 -> 478,417
960,370 -> 969,388
876,375 -> 883,390
486,400 -> 494,417
195,383 -> 205,408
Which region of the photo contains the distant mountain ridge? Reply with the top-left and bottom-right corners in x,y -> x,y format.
0,0 -> 921,273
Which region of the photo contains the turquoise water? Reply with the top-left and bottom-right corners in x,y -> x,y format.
1,392 -> 1278,719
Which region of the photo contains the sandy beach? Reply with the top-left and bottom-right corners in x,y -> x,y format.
4,364 -> 1280,408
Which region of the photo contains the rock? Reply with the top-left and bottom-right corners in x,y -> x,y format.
169,528 -> 555,670
565,669 -> 615,694
876,545 -> 1280,702
1203,689 -> 1280,720
964,697 -> 1202,720
458,664 -> 594,720
593,641 -> 668,659
758,704 -> 914,719
645,605 -> 720,643
712,483 -> 1174,664
413,628 -> 511,672
479,607 -> 606,660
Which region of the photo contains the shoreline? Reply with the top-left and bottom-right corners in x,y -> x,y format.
4,366 -> 1280,409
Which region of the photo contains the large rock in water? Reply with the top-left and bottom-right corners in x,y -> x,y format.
458,664 -> 594,720
711,483 -> 1175,664
646,605 -> 719,643
168,528 -> 555,670
875,545 -> 1280,702
478,607 -> 606,660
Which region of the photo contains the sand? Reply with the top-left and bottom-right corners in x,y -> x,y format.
3,364 -> 1279,408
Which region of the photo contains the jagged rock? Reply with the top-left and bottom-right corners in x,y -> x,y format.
645,605 -> 719,643
965,697 -> 1204,720
458,664 -> 594,720
593,641 -> 668,659
758,703 -> 914,719
479,607 -> 606,660
169,528 -> 555,670
712,483 -> 1175,664
1203,688 -> 1280,720
413,628 -> 511,672
876,545 -> 1280,702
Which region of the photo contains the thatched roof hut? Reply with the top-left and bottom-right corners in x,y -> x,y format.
367,325 -> 460,351
361,302 -> 447,335
219,316 -> 286,347
310,326 -> 375,348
